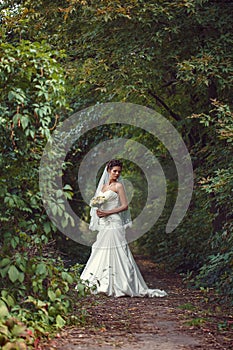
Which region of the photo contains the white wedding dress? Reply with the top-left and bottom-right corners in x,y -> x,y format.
80,190 -> 167,298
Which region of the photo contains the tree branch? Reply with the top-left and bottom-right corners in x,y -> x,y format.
148,90 -> 181,121
161,79 -> 177,88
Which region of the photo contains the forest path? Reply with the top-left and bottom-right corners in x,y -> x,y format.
43,256 -> 232,350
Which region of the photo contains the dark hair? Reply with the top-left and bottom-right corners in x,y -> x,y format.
106,159 -> 123,171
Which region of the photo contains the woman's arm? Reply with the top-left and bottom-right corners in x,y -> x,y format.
97,183 -> 128,218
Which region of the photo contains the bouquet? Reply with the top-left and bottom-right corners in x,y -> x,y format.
90,195 -> 107,209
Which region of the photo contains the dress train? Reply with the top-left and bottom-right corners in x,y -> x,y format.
78,190 -> 167,298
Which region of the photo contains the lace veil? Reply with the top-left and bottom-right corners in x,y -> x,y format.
89,165 -> 132,231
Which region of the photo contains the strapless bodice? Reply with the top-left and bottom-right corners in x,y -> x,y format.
98,190 -> 122,226
98,190 -> 120,210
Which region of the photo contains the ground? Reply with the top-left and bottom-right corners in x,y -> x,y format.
42,256 -> 233,350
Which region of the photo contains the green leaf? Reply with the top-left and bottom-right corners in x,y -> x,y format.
20,115 -> 29,130
8,265 -> 20,283
0,258 -> 11,268
66,274 -> 73,284
61,218 -> 68,228
0,324 -> 9,336
11,236 -> 19,249
51,203 -> 58,216
6,295 -> 15,308
0,266 -> 10,278
56,315 -> 66,328
35,263 -> 47,275
8,90 -> 15,101
55,288 -> 62,297
43,222 -> 51,234
0,301 -> 9,318
18,272 -> 25,283
11,324 -> 26,337
61,271 -> 73,283
75,283 -> 85,295
56,189 -> 63,198
63,184 -> 72,190
48,290 -> 56,302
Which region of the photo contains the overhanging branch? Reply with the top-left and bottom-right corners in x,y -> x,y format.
148,90 -> 181,122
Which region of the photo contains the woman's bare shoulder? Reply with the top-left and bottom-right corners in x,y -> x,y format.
116,182 -> 124,191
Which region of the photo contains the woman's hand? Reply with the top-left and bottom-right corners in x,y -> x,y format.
96,209 -> 109,218
96,183 -> 128,218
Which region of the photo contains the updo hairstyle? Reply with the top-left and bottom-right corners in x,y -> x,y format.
106,159 -> 123,171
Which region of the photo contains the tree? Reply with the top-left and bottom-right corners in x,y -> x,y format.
0,0 -> 233,313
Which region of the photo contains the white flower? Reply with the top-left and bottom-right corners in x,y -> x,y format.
90,195 -> 107,208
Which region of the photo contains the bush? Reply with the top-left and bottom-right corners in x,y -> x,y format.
0,233 -> 89,348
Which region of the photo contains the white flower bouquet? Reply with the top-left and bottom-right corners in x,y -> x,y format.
90,195 -> 107,208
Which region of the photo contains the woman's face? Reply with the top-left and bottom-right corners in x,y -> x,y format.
108,166 -> 122,181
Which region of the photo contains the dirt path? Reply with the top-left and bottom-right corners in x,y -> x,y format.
43,256 -> 232,350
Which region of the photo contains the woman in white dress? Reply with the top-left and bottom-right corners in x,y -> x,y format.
80,159 -> 167,298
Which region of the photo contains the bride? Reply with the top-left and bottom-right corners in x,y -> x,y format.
79,159 -> 167,298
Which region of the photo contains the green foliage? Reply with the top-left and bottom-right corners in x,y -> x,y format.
0,8 -> 88,346
191,102 -> 233,298
0,39 -> 67,140
0,36 -> 69,247
59,0 -> 233,300
0,3 -> 232,342
195,250 -> 233,297
0,299 -> 35,350
185,317 -> 207,327
0,234 -> 89,347
134,101 -> 233,299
